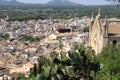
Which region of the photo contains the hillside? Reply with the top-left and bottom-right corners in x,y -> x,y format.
0,0 -> 81,6
46,0 -> 81,6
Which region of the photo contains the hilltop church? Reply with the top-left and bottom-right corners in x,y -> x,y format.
89,9 -> 120,54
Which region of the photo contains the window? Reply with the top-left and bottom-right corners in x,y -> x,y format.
113,40 -> 117,45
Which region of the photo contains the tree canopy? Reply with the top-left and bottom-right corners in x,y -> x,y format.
97,45 -> 120,80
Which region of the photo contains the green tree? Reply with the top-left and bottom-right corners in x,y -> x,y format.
20,36 -> 40,42
0,33 -> 9,40
97,45 -> 120,80
33,63 -> 37,77
4,34 -> 10,40
84,26 -> 89,32
37,56 -> 47,74
17,45 -> 100,80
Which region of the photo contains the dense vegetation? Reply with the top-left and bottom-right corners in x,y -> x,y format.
0,6 -> 120,21
15,44 -> 120,80
16,45 -> 101,80
20,36 -> 41,42
97,45 -> 120,80
0,33 -> 9,40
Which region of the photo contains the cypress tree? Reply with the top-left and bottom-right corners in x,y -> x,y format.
33,63 -> 37,77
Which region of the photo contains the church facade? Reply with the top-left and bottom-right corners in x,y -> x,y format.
89,10 -> 120,54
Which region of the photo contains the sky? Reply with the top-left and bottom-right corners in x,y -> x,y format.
16,0 -> 111,5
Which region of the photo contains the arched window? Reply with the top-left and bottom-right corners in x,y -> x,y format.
112,40 -> 118,52
113,40 -> 117,45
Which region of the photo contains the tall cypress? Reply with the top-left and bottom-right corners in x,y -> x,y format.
33,63 -> 37,77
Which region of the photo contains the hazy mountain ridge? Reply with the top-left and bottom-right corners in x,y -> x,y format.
0,0 -> 25,5
46,0 -> 81,6
0,0 -> 82,6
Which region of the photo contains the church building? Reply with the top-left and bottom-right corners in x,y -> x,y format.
89,9 -> 120,54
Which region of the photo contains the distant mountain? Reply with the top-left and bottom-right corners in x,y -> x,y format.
0,0 -> 82,6
0,0 -> 25,6
0,0 -> 45,6
46,0 -> 81,6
